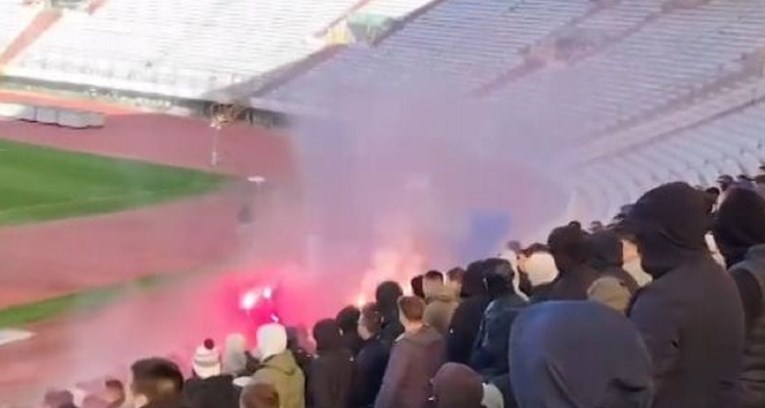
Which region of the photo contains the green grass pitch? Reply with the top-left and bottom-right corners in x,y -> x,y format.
0,139 -> 227,225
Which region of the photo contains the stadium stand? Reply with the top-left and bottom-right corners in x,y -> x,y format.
4,0 -> 368,98
258,0 -> 594,109
486,0 -> 765,149
0,0 -> 38,58
572,98 -> 765,222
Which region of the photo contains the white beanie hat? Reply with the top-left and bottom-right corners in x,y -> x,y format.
192,339 -> 221,379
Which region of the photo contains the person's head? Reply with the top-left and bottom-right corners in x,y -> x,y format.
312,318 -> 344,353
358,302 -> 383,340
431,363 -> 484,408
422,270 -> 445,298
461,261 -> 488,298
82,394 -> 108,408
506,240 -> 523,253
397,295 -> 425,330
547,223 -> 589,273
335,305 -> 361,335
522,250 -> 558,287
240,382 -> 280,408
712,187 -> 765,267
718,175 -> 734,192
586,230 -> 624,271
256,323 -> 288,361
44,390 -> 74,408
445,267 -> 465,298
510,302 -> 653,408
410,275 -> 425,299
482,258 -> 514,298
614,228 -> 640,264
192,338 -> 221,379
589,220 -> 605,233
222,333 -> 248,375
375,281 -> 404,314
130,358 -> 184,406
625,182 -> 711,278
103,379 -> 125,405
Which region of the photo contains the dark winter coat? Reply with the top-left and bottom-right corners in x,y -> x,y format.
470,292 -> 527,377
309,319 -> 355,408
511,301 -> 653,408
446,264 -> 489,364
350,336 -> 389,408
627,182 -> 745,408
374,326 -> 445,408
184,375 -> 239,408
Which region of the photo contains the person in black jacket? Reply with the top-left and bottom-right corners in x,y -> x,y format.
336,306 -> 364,356
713,187 -> 765,408
446,261 -> 489,364
470,259 -> 527,378
350,303 -> 390,408
627,182 -> 744,408
375,281 -> 404,347
309,319 -> 354,408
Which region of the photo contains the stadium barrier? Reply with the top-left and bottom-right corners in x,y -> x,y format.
0,102 -> 104,128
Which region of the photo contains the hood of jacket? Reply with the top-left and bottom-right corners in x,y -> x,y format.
713,187 -> 765,267
625,182 -> 711,278
313,318 -> 345,353
461,261 -> 488,298
510,301 -> 653,408
375,281 -> 404,316
432,363 -> 484,408
256,323 -> 288,361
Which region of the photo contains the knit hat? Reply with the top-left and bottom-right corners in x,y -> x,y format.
432,363 -> 484,408
192,338 -> 221,379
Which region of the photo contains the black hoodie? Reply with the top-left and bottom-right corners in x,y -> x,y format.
309,319 -> 354,408
626,182 -> 745,408
446,261 -> 490,364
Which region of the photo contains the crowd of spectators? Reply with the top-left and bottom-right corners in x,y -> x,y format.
37,172 -> 765,408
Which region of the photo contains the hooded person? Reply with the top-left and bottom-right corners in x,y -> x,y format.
431,363 -> 484,408
185,339 -> 240,408
350,303 -> 390,408
375,296 -> 445,408
585,230 -> 639,313
510,301 -> 653,408
336,306 -> 364,356
712,187 -> 765,408
626,182 -> 744,408
248,323 -> 305,408
374,281 -> 405,347
422,270 -> 459,335
222,334 -> 248,376
308,319 -> 354,408
470,259 -> 527,378
446,261 -> 490,364
546,223 -> 600,301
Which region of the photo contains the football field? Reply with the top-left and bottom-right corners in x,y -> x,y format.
0,139 -> 226,225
